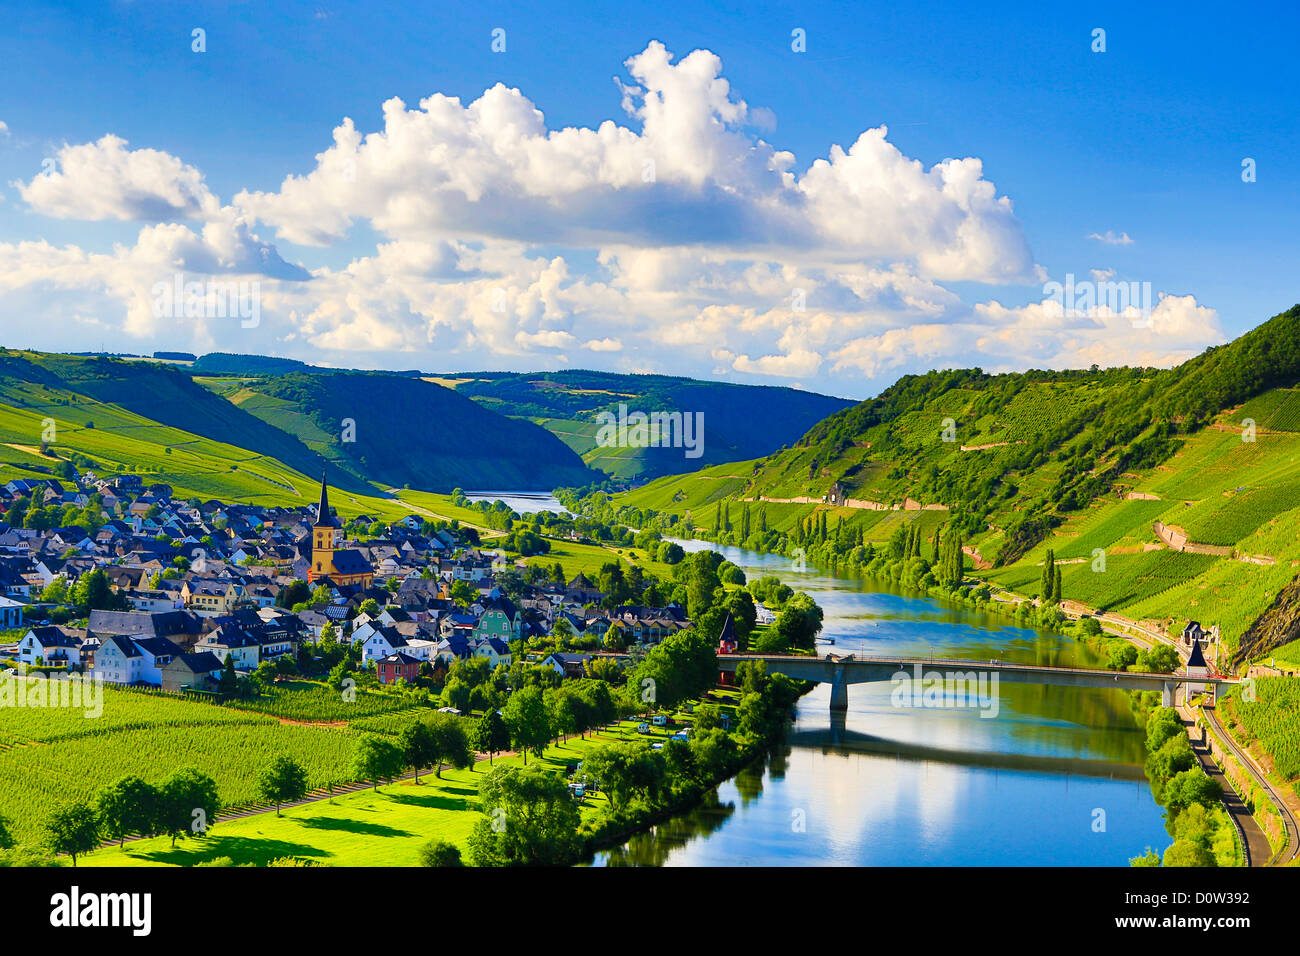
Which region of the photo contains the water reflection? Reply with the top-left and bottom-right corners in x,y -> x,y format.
592,538 -> 1167,866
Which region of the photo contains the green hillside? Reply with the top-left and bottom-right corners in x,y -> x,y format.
0,349 -> 592,510
0,351 -> 390,510
183,360 -> 853,483
412,369 -> 854,482
209,372 -> 597,493
600,304 -> 1300,665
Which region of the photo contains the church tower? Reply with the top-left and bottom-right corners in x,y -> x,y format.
310,471 -> 341,581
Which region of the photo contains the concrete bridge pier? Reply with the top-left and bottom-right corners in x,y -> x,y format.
1162,681 -> 1174,707
829,665 -> 849,712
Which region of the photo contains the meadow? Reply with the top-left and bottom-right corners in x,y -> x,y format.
77,706 -> 726,867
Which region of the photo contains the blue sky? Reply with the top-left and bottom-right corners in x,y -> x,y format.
1,0 -> 1296,398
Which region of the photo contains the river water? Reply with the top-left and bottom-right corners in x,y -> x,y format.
594,539 -> 1169,866
476,494 -> 1167,865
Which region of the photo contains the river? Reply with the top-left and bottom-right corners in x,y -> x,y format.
475,494 -> 1168,865
595,539 -> 1169,866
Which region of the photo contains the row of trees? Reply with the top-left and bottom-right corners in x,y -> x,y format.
42,767 -> 221,865
1134,707 -> 1229,867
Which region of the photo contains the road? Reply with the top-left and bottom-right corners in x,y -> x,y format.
1179,707 -> 1269,866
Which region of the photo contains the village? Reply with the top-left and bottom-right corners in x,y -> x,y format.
0,472 -> 700,694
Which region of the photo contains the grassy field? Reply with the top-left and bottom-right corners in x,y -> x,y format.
78,705 -> 729,867
524,538 -> 676,581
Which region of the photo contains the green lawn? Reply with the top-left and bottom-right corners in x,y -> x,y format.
78,707 -> 727,868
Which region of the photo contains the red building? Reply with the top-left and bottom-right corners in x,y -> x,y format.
377,652 -> 420,685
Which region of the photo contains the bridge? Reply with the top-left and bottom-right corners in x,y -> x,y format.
716,653 -> 1238,711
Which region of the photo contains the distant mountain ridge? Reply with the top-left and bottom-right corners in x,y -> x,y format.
188,357 -> 855,484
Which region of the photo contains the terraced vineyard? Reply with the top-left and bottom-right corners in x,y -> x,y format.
1052,549 -> 1220,611
1222,677 -> 1300,784
1236,388 -> 1300,432
1169,477 -> 1300,546
1050,498 -> 1168,560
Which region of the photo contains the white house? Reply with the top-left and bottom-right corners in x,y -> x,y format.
0,595 -> 24,629
17,625 -> 85,667
94,635 -> 183,686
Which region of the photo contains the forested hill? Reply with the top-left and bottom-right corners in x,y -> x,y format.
443,369 -> 854,482
0,350 -> 596,496
743,304 -> 1300,566
612,304 -> 1300,662
216,372 -> 596,492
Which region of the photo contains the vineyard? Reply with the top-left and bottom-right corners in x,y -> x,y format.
0,721 -> 357,848
1170,477 -> 1300,546
1058,549 -> 1220,611
1222,677 -> 1300,785
0,679 -> 266,749
984,382 -> 1112,443
0,679 -> 373,847
220,680 -> 416,722
348,707 -> 433,737
1236,388 -> 1300,433
1052,498 -> 1168,560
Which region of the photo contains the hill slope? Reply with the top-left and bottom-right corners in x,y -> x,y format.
0,350 -> 596,499
443,369 -> 854,481
608,304 -> 1300,664
206,371 -> 596,492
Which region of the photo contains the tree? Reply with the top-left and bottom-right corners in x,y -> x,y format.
277,579 -> 311,609
418,839 -> 464,867
774,592 -> 824,650
655,541 -> 685,565
580,741 -> 667,812
156,767 -> 221,848
259,756 -> 308,815
1162,769 -> 1222,817
219,655 -> 238,696
545,688 -> 577,743
584,655 -> 622,684
71,568 -> 126,613
442,676 -> 472,713
502,685 -> 551,764
44,800 -> 101,866
466,765 -> 581,866
95,775 -> 158,846
351,734 -> 405,788
427,712 -> 474,778
450,580 -> 477,608
1162,839 -> 1216,867
473,709 -> 511,765
1040,549 -> 1056,603
400,720 -> 437,783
